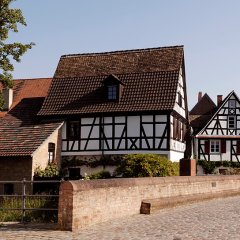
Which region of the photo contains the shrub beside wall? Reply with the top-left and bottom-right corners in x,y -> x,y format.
114,154 -> 179,177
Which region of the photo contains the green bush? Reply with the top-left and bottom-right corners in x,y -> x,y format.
198,160 -> 240,174
34,163 -> 59,178
89,170 -> 112,179
198,160 -> 216,174
114,154 -> 179,177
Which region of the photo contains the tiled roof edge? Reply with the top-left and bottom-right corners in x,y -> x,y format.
61,45 -> 184,59
13,77 -> 52,81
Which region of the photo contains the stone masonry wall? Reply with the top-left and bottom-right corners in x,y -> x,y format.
58,175 -> 240,231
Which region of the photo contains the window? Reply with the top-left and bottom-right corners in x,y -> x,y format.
4,183 -> 14,195
68,167 -> 81,180
68,121 -> 80,139
178,92 -> 182,107
107,85 -> 117,100
210,140 -> 220,153
228,100 -> 236,108
228,116 -> 236,129
48,143 -> 55,163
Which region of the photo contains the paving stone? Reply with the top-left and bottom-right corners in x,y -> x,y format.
1,196 -> 240,239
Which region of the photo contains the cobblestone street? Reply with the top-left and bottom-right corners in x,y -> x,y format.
1,196 -> 240,240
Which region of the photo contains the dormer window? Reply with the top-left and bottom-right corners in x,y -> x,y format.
102,74 -> 125,102
107,85 -> 117,100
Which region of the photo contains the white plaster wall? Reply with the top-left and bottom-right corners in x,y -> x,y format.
127,116 -> 140,136
32,126 -> 62,175
169,150 -> 184,162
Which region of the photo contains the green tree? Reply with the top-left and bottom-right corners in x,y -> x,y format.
0,0 -> 34,109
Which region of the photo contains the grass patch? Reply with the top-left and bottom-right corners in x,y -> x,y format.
0,196 -> 58,223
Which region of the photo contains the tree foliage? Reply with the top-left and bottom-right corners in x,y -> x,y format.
0,0 -> 34,108
114,154 -> 179,177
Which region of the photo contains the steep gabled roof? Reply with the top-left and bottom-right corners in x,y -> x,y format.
0,78 -> 63,157
54,46 -> 184,78
189,93 -> 217,134
190,93 -> 216,115
196,90 -> 237,136
0,78 -> 52,117
38,46 -> 184,116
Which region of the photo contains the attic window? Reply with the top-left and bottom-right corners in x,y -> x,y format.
229,100 -> 236,108
107,85 -> 117,100
102,74 -> 124,102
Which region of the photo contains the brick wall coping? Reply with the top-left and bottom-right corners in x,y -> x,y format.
61,175 -> 240,191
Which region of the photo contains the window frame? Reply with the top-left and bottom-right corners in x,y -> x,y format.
107,85 -> 118,100
210,140 -> 220,154
228,100 -> 236,109
228,116 -> 236,129
68,121 -> 80,140
48,142 -> 55,163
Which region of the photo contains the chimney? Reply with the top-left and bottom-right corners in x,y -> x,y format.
198,91 -> 202,102
217,95 -> 223,106
2,87 -> 13,110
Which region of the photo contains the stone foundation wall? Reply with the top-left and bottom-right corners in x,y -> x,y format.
58,175 -> 240,231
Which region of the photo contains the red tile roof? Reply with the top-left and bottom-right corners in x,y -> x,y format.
189,93 -> 217,134
0,78 -> 52,117
0,78 -> 63,157
39,46 -> 184,116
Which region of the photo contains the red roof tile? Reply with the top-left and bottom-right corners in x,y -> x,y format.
39,46 -> 184,116
0,78 -> 62,157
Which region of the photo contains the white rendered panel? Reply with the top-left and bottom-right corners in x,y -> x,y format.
156,115 -> 167,122
115,125 -> 125,137
87,140 -> 99,150
62,141 -> 67,151
104,117 -> 112,124
115,116 -> 125,123
81,118 -> 94,124
142,115 -> 153,122
69,141 -> 78,151
91,126 -> 99,138
127,116 -> 140,136
81,126 -> 91,138
155,124 -> 165,137
104,125 -> 112,138
115,139 -> 125,149
143,124 -> 153,137
62,122 -> 67,139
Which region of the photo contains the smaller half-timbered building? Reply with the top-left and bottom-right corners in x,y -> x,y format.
192,91 -> 240,162
38,46 -> 189,174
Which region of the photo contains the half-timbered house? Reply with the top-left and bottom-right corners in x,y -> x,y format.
38,46 -> 189,175
193,91 -> 240,162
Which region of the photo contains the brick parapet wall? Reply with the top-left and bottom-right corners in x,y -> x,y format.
58,175 -> 240,231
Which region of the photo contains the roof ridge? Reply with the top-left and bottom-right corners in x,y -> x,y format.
53,70 -> 180,80
61,45 -> 184,59
14,77 -> 52,81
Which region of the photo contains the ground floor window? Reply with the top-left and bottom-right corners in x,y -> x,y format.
210,140 -> 220,153
4,183 -> 14,195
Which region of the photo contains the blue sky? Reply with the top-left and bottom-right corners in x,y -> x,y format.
9,0 -> 240,108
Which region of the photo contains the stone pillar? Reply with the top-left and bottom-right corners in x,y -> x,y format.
180,158 -> 196,176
